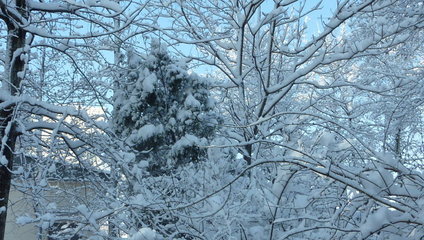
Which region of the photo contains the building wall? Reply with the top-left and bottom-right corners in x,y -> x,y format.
5,189 -> 38,240
5,180 -> 96,240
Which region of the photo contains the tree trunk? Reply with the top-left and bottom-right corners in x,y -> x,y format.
0,117 -> 17,240
0,1 -> 27,237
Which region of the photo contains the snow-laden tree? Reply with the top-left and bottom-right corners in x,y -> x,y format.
1,0 -> 423,239
112,40 -> 219,177
0,0 -> 149,239
108,41 -> 222,238
145,0 -> 424,238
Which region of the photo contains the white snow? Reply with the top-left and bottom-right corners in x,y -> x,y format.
0,155 -> 8,165
39,179 -> 48,187
184,94 -> 201,108
86,0 -> 122,12
138,160 -> 149,168
130,228 -> 161,240
318,132 -> 335,147
294,194 -> 309,208
171,134 -> 206,155
168,117 -> 176,126
128,48 -> 142,68
176,109 -> 192,121
12,166 -> 24,175
76,204 -> 89,217
16,215 -> 34,225
48,164 -> 56,173
130,194 -> 148,206
40,213 -> 56,230
143,72 -> 156,93
249,226 -> 265,239
360,207 -> 389,237
137,124 -> 164,140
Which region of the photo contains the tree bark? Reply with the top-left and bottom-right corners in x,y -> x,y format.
0,0 -> 27,238
0,116 -> 17,240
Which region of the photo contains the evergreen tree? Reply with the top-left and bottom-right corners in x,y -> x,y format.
112,40 -> 218,176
